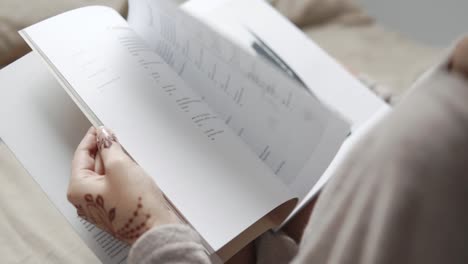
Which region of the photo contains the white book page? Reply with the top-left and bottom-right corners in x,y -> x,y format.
227,0 -> 385,130
183,0 -> 385,130
127,0 -> 350,200
0,53 -> 129,264
180,0 -> 390,222
21,6 -> 294,252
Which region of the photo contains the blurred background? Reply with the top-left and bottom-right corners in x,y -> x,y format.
359,0 -> 468,47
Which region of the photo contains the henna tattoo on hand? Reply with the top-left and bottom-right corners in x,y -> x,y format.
74,195 -> 151,242
74,194 -> 116,233
115,197 -> 152,241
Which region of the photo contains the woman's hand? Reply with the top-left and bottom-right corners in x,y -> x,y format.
67,126 -> 180,244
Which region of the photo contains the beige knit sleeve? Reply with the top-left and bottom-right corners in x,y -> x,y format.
128,224 -> 211,264
256,231 -> 299,264
129,224 -> 300,264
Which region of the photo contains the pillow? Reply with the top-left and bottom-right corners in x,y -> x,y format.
0,0 -> 127,67
270,0 -> 372,27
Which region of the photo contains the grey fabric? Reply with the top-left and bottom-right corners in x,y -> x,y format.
291,64 -> 468,264
130,66 -> 468,264
256,231 -> 298,264
128,224 -> 210,264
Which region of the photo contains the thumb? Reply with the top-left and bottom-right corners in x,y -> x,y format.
96,126 -> 134,175
452,36 -> 468,77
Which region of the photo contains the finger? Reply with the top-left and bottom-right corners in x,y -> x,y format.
94,152 -> 105,175
67,178 -> 106,206
71,127 -> 98,182
96,126 -> 134,173
451,36 -> 468,77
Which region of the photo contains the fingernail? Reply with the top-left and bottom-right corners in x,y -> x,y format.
96,126 -> 118,150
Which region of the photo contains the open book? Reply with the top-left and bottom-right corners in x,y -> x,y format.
0,0 -> 387,263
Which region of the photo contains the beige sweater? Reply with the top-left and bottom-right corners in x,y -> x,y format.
129,63 -> 468,264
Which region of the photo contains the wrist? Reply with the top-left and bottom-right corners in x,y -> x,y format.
129,210 -> 181,245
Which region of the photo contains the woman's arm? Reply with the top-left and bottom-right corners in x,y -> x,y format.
68,127 -> 210,263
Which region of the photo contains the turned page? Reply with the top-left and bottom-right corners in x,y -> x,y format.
128,0 -> 350,202
21,6 -> 295,253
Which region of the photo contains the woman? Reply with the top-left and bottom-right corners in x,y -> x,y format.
67,37 -> 468,264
